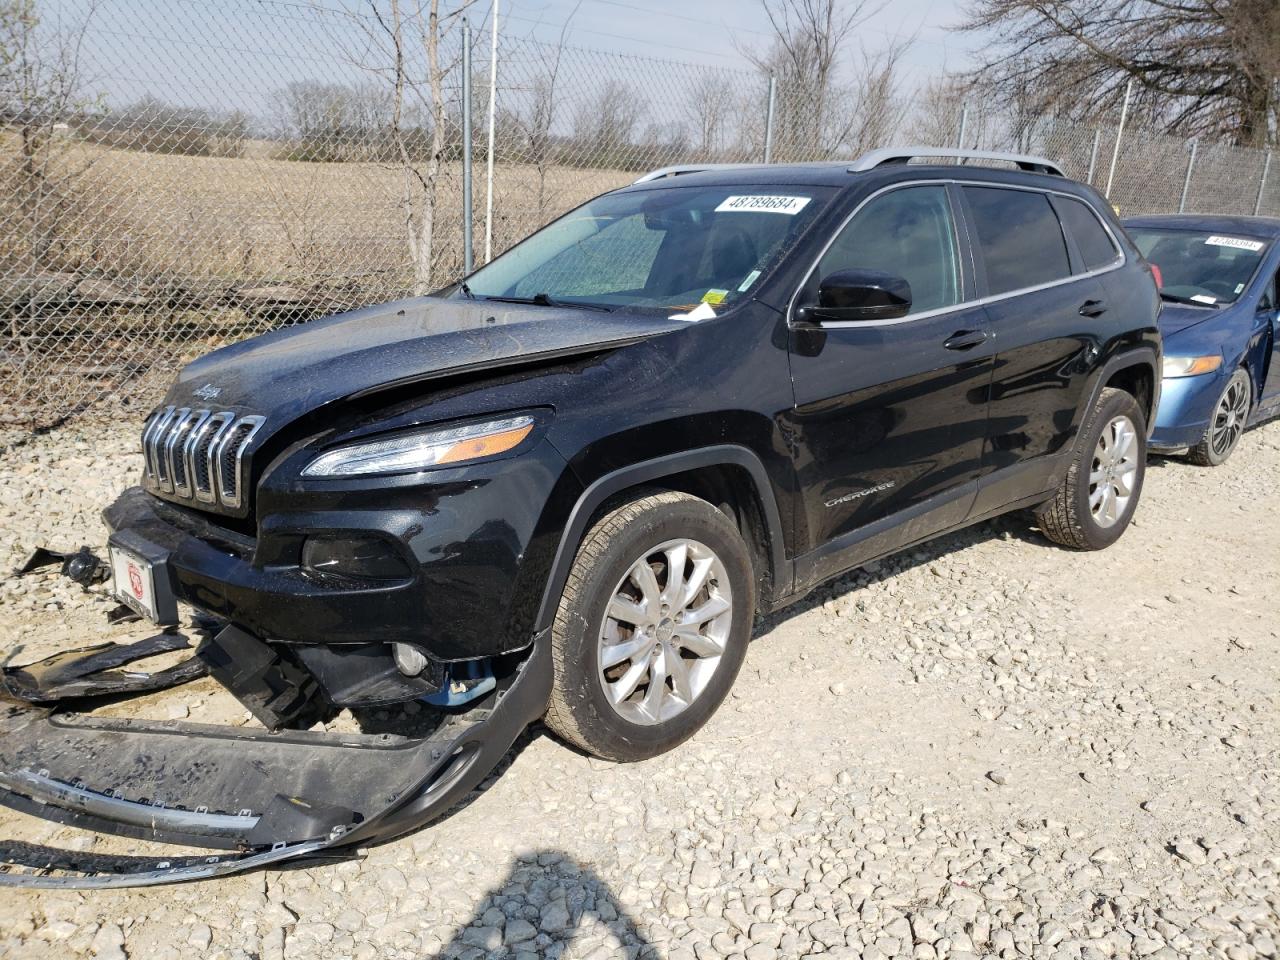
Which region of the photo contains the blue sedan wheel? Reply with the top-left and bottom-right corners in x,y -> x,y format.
1188,368 -> 1252,466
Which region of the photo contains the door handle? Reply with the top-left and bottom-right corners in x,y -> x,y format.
943,329 -> 989,351
1079,299 -> 1108,318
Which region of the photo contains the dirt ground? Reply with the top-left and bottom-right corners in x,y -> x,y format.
0,417 -> 1277,960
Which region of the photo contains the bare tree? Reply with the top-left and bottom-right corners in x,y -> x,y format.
0,0 -> 99,276
278,79 -> 397,161
507,4 -> 579,220
684,72 -> 735,159
572,80 -> 646,168
320,0 -> 474,293
960,0 -> 1280,147
743,0 -> 886,160
839,40 -> 908,156
906,73 -> 970,147
279,81 -> 352,160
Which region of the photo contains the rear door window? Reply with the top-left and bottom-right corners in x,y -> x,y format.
1056,197 -> 1121,272
963,186 -> 1071,295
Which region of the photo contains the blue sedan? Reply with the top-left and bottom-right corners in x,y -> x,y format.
1124,215 -> 1280,465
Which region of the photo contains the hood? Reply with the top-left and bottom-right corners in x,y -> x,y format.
168,296 -> 684,420
1157,302 -> 1223,336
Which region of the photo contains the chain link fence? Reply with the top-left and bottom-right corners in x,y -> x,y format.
3,0 -> 1278,430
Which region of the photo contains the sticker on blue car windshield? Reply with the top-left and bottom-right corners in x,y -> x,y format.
1206,235 -> 1265,252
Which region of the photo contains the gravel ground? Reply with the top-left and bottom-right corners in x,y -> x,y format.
0,418 -> 1278,960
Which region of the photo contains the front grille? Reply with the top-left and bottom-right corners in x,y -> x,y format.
142,406 -> 265,511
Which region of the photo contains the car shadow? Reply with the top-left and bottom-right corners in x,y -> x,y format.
755,510 -> 1045,636
422,849 -> 655,959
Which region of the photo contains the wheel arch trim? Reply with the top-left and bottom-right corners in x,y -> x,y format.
533,445 -> 791,634
1086,344 -> 1161,436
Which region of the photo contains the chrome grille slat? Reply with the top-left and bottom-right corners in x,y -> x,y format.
161,408 -> 193,496
213,416 -> 265,509
143,406 -> 178,486
193,413 -> 235,503
172,409 -> 210,498
140,408 -> 264,511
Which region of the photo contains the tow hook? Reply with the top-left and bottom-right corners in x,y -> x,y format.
422,659 -> 497,708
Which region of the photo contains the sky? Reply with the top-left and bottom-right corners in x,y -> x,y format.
497,0 -> 978,87
48,0 -> 980,117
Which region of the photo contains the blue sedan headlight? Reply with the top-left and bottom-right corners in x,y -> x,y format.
1163,355 -> 1222,378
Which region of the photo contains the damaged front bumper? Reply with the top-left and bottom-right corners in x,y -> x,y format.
0,624 -> 551,888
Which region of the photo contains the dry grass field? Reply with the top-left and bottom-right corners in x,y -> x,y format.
0,140 -> 639,423
7,140 -> 635,282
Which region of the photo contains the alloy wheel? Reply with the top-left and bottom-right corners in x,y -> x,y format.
1089,415 -> 1139,528
597,538 -> 733,725
1210,375 -> 1249,460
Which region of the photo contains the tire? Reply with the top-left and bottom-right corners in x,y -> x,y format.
1186,368 -> 1251,467
1035,387 -> 1147,550
544,490 -> 755,762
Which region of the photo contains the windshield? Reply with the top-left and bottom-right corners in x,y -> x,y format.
1128,227 -> 1270,305
460,184 -> 834,312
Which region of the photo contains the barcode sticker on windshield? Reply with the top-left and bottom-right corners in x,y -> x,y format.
1206,235 -> 1265,252
716,195 -> 811,215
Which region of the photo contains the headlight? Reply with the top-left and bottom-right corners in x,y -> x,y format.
302,415 -> 535,478
1162,355 -> 1222,378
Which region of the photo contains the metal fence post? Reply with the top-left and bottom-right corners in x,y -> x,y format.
1086,128 -> 1101,184
1178,139 -> 1197,214
763,76 -> 776,164
1104,79 -> 1133,200
461,19 -> 473,275
956,104 -> 969,154
483,0 -> 499,264
1255,151 -> 1272,216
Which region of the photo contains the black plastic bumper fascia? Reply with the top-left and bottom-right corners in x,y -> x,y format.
0,630 -> 552,888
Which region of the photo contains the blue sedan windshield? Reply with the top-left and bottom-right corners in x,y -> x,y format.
1128,227 -> 1270,305
462,184 -> 834,312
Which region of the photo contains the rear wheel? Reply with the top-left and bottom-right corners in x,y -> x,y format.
1036,387 -> 1146,550
1187,368 -> 1251,467
544,491 -> 755,761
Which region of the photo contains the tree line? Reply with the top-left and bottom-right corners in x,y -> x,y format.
1,0 -> 1275,302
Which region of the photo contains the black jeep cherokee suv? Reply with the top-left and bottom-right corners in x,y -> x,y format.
107,148 -> 1161,765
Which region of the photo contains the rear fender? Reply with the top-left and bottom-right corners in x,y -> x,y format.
1080,345 -> 1161,438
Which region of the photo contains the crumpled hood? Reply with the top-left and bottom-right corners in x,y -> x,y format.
167,296 -> 682,419
1157,302 -> 1221,337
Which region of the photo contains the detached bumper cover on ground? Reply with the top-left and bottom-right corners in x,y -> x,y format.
0,630 -> 551,888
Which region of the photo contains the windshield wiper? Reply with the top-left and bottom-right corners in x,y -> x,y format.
1159,291 -> 1217,307
457,281 -> 476,300
480,292 -> 614,313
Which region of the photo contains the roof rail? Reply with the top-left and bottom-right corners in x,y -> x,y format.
850,147 -> 1065,178
632,163 -> 765,184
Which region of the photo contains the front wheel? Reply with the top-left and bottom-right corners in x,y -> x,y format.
543,491 -> 755,761
1187,367 -> 1251,467
1035,387 -> 1147,550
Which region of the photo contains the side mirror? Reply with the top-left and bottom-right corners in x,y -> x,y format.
799,269 -> 912,323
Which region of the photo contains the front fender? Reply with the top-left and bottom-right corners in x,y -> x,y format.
532,445 -> 792,635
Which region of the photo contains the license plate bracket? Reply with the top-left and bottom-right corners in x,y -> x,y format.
108,531 -> 179,626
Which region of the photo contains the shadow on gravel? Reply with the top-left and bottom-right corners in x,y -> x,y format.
425,849 -> 654,959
